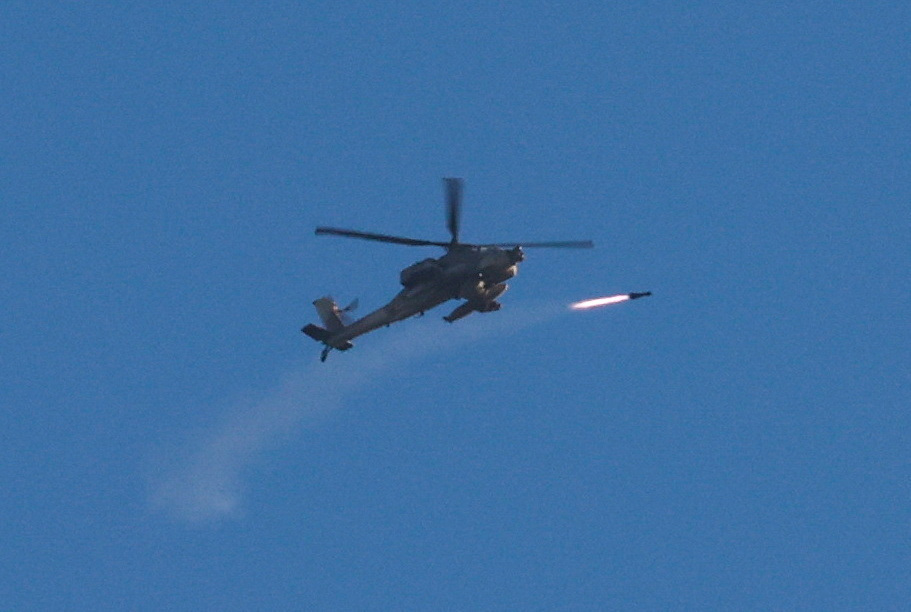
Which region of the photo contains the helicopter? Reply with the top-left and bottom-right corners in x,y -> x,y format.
302,178 -> 594,361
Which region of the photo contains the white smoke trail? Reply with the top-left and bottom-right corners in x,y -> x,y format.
148,301 -> 565,523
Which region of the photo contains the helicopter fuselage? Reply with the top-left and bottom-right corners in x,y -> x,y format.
320,245 -> 524,349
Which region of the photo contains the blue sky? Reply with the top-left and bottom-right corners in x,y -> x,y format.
2,2 -> 908,609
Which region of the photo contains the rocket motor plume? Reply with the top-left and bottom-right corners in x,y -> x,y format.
570,294 -> 631,309
571,291 -> 652,309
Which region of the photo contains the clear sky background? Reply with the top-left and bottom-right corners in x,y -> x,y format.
2,2 -> 908,609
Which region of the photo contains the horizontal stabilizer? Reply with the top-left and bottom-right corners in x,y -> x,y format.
302,323 -> 332,342
301,323 -> 354,351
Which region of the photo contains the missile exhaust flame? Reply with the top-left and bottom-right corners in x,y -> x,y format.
570,291 -> 652,310
570,294 -> 630,309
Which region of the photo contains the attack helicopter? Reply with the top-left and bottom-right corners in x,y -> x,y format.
302,178 -> 593,361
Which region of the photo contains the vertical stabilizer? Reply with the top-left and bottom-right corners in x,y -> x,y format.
313,297 -> 346,331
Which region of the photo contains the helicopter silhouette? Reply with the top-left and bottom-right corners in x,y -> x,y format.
302,178 -> 593,361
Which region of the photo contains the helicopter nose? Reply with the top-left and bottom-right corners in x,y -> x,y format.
510,246 -> 525,263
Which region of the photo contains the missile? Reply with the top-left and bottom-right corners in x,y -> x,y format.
571,291 -> 653,310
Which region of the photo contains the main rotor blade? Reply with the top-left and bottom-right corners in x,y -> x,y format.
444,178 -> 463,245
481,240 -> 595,249
315,227 -> 449,247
